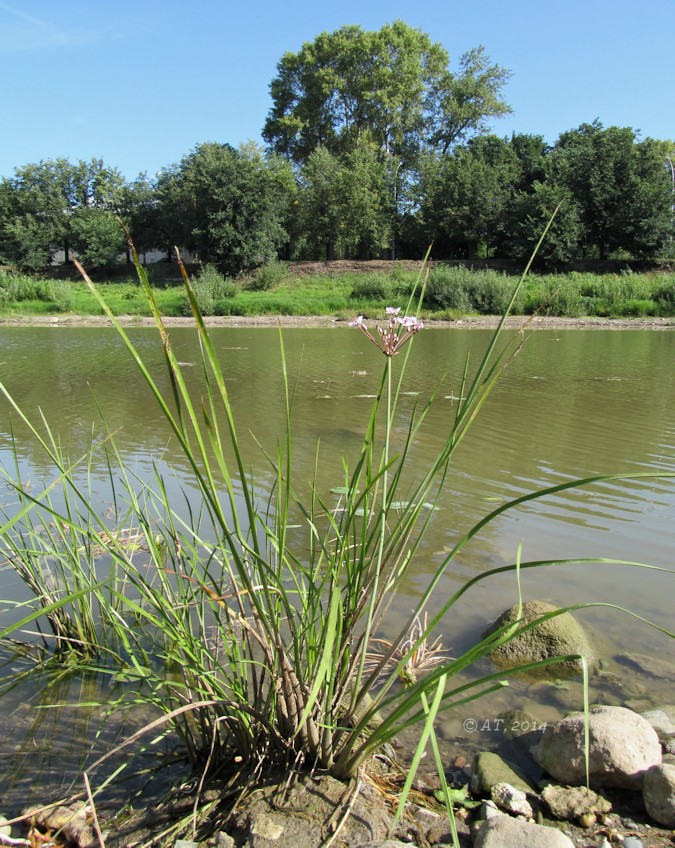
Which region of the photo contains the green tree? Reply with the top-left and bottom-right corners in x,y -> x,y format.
296,146 -> 344,259
416,135 -> 520,258
115,173 -> 161,262
501,182 -> 583,266
0,158 -> 125,271
156,142 -> 294,275
338,143 -> 392,259
263,21 -> 510,168
550,122 -> 673,259
296,142 -> 393,260
426,46 -> 513,154
70,208 -> 127,269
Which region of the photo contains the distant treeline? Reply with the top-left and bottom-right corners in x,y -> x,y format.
1,22 -> 674,275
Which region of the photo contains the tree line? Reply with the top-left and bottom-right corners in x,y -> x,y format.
1,21 -> 673,275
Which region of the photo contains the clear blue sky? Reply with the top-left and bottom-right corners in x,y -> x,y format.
1,0 -> 672,181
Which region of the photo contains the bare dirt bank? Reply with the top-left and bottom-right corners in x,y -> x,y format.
1,314 -> 674,330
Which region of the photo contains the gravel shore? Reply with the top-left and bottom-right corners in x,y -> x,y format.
1,314 -> 673,330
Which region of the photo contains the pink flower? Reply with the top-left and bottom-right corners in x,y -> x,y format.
349,308 -> 423,356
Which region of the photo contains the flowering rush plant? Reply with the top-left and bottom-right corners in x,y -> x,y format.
349,307 -> 424,356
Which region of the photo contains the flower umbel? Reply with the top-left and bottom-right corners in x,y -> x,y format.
349,308 -> 424,356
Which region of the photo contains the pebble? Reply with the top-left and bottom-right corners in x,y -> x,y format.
621,837 -> 644,848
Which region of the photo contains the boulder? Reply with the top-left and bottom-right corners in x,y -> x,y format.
533,705 -> 661,789
485,601 -> 595,676
642,763 -> 675,827
473,816 -> 575,848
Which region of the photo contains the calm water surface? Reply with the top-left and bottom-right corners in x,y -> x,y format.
0,325 -> 673,802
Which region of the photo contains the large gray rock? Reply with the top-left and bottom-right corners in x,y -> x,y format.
485,601 -> 595,675
473,816 -> 575,848
643,763 -> 675,827
533,705 -> 662,789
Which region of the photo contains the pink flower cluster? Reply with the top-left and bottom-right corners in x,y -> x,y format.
349,307 -> 424,356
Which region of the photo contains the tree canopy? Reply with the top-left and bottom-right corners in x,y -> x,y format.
0,158 -> 125,271
263,21 -> 511,168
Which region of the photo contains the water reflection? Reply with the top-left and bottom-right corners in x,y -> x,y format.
0,325 -> 673,806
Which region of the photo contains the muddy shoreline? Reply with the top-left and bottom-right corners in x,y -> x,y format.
1,314 -> 673,330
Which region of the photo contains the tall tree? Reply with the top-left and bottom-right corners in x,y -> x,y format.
263,21 -> 511,169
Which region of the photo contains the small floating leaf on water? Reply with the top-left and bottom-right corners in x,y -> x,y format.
351,394 -> 377,398
330,486 -> 360,495
112,666 -> 152,683
482,496 -> 504,502
389,501 -> 439,511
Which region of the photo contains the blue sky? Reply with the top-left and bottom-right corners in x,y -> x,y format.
0,0 -> 672,180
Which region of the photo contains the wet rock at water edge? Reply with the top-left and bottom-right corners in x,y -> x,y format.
642,762 -> 675,827
470,751 -> 536,796
533,705 -> 662,789
473,815 -> 575,847
484,601 -> 596,677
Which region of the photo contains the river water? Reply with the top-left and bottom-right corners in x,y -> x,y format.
0,324 -> 673,805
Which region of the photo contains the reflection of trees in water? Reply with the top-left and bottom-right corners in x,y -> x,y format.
1,327 -> 673,638
0,664 -> 174,815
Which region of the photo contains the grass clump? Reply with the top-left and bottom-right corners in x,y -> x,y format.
349,273 -> 392,301
181,264 -> 236,316
249,258 -> 288,291
424,266 -> 522,314
0,270 -> 74,312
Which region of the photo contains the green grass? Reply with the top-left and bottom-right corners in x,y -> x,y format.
1,264 -> 673,320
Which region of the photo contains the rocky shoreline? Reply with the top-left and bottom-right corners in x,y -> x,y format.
4,602 -> 674,847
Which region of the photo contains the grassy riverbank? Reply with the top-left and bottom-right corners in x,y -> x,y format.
1,260 -> 674,321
